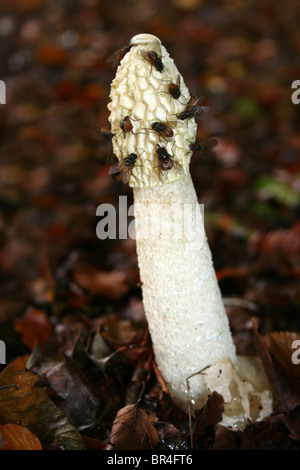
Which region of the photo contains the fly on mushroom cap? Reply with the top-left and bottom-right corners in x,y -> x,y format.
107,34 -> 197,189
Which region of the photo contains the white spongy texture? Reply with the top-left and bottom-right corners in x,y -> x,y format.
134,175 -> 236,395
108,35 -> 197,188
134,174 -> 273,429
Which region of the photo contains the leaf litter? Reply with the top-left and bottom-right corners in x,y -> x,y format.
0,0 -> 300,452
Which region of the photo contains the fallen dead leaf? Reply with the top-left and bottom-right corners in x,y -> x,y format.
0,361 -> 86,450
72,262 -> 129,299
26,346 -> 101,431
0,423 -> 42,450
193,391 -> 224,448
14,307 -> 53,351
106,404 -> 158,450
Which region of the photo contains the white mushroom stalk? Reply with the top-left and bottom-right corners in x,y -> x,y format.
107,33 -> 273,429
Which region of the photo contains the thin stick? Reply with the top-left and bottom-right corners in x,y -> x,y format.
186,365 -> 211,450
223,297 -> 257,312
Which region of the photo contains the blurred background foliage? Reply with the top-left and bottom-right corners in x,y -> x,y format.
0,0 -> 300,361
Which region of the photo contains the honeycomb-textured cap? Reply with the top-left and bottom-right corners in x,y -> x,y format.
108,34 -> 197,188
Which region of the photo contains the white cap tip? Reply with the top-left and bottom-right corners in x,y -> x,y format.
130,33 -> 161,46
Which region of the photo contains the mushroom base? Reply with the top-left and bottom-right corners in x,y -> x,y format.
175,356 -> 273,430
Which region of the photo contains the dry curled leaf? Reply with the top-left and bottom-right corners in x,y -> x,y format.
26,346 -> 100,430
14,307 -> 52,351
0,423 -> 42,450
212,416 -> 298,450
253,319 -> 300,411
36,46 -> 69,66
193,391 -> 224,448
0,362 -> 86,450
106,404 -> 158,450
264,331 -> 300,411
82,435 -> 106,450
72,262 -> 129,299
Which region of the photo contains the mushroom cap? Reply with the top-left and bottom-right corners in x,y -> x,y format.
108,34 -> 198,188
130,33 -> 161,46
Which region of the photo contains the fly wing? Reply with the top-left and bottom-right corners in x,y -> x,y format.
203,139 -> 218,158
107,45 -> 131,66
187,96 -> 201,108
194,105 -> 210,116
121,169 -> 130,184
140,50 -> 150,62
206,138 -> 218,150
108,161 -> 122,175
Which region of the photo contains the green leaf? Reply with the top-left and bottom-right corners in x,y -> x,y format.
254,175 -> 300,207
235,97 -> 263,119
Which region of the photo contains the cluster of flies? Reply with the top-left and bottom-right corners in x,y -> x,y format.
97,43 -> 217,184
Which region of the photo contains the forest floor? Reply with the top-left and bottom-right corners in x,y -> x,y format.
0,0 -> 300,450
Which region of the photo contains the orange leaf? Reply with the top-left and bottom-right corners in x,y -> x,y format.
0,363 -> 86,449
72,263 -> 129,299
0,424 -> 42,450
36,46 -> 68,66
216,266 -> 249,282
14,307 -> 52,351
82,436 -> 106,450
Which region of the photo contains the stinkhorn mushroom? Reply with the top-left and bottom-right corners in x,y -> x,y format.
107,33 -> 273,429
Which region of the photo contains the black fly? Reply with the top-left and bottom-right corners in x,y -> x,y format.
141,50 -> 164,72
151,121 -> 178,139
155,145 -> 183,175
94,125 -> 115,141
120,116 -> 133,138
108,153 -> 138,184
107,44 -> 132,67
156,144 -> 173,171
177,96 -> 209,121
108,151 -> 144,184
168,74 -> 181,100
189,138 -> 218,158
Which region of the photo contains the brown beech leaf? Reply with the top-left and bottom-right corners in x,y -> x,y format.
265,332 -> 300,379
281,406 -> 300,442
99,315 -> 152,363
252,318 -> 285,412
0,423 -> 42,450
253,322 -> 300,415
106,404 -> 158,450
0,362 -> 86,449
264,331 -> 300,411
36,45 -> 69,66
211,426 -> 240,450
251,223 -> 300,258
14,307 -> 52,351
123,360 -> 148,406
216,265 -> 249,282
212,417 -> 298,450
193,391 -> 224,449
239,417 -> 299,450
72,262 -> 129,299
82,435 -> 106,450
